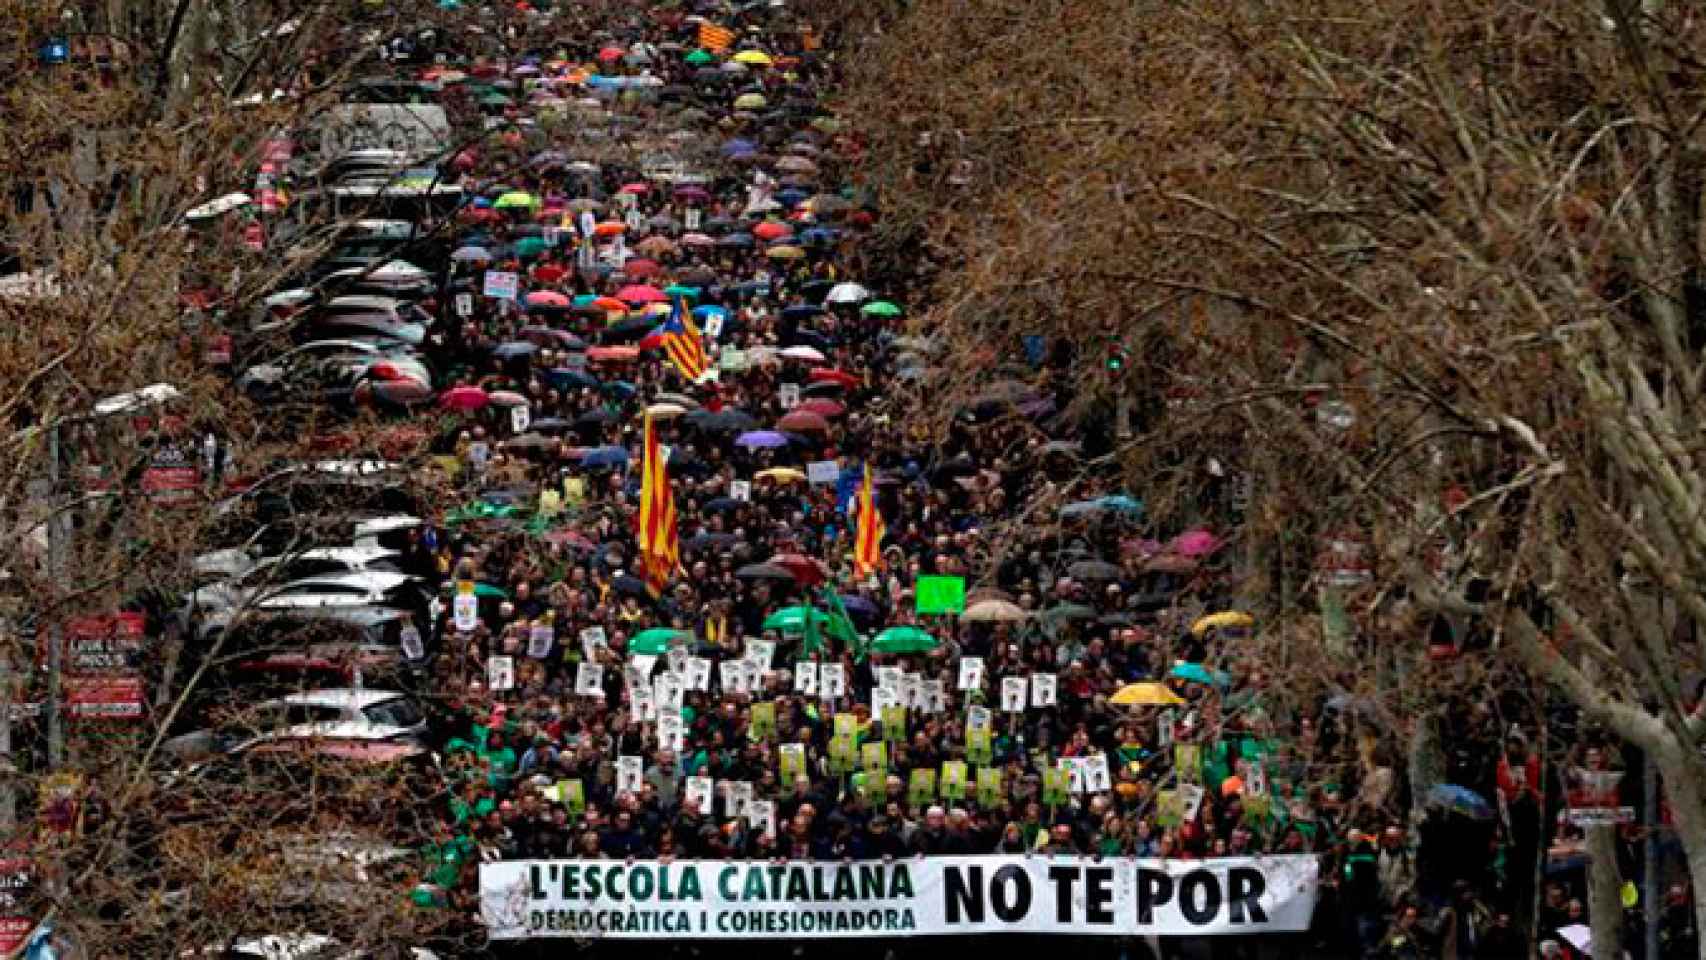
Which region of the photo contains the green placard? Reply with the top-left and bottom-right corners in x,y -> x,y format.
563,779 -> 586,816
828,734 -> 856,775
1174,743 -> 1202,784
966,727 -> 993,765
779,743 -> 807,782
908,768 -> 938,806
749,702 -> 777,741
1155,789 -> 1183,827
834,714 -> 858,739
941,761 -> 968,801
914,575 -> 966,615
881,705 -> 907,744
859,770 -> 886,804
976,767 -> 1002,808
862,740 -> 888,775
1041,765 -> 1070,807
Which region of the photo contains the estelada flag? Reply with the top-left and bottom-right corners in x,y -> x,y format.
638,411 -> 679,597
853,463 -> 885,576
699,22 -> 736,52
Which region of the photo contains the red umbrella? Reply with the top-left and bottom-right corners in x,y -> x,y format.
526,290 -> 570,307
597,46 -> 625,61
777,409 -> 830,433
797,398 -> 845,418
616,284 -> 667,304
619,182 -> 650,195
587,346 -> 640,362
751,221 -> 793,241
808,368 -> 859,389
770,553 -> 829,587
622,258 -> 662,279
440,386 -> 489,410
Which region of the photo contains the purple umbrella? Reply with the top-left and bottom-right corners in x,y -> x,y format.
674,185 -> 712,204
721,138 -> 757,156
735,430 -> 790,449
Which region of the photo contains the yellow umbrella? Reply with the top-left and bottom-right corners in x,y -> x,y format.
1190,611 -> 1254,636
646,402 -> 688,420
733,50 -> 773,66
756,467 -> 807,483
1110,682 -> 1185,707
766,244 -> 806,260
733,92 -> 768,110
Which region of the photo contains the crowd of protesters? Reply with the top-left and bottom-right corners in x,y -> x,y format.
282,3 -> 1706,958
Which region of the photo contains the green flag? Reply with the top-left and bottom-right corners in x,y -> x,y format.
800,594 -> 824,656
819,587 -> 862,652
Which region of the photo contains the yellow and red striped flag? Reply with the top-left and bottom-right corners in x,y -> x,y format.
638,411 -> 679,597
699,22 -> 736,52
853,463 -> 885,577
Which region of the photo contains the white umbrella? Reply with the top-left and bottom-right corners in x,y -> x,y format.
780,345 -> 826,363
825,282 -> 870,304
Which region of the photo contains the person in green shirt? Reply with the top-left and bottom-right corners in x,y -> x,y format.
478,730 -> 518,789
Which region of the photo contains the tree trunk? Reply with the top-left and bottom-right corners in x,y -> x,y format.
1587,824 -> 1625,960
1656,753 -> 1706,960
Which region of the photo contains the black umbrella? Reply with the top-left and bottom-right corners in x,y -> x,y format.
1069,559 -> 1123,581
736,562 -> 795,581
602,317 -> 658,342
689,410 -> 758,433
685,531 -> 739,550
802,381 -> 844,398
612,574 -> 651,597
531,417 -> 573,434
702,497 -> 744,514
576,408 -> 618,426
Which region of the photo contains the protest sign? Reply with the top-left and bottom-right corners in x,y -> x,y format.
941,761 -> 968,801
915,576 -> 966,615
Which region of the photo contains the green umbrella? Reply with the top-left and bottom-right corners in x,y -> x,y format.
630,628 -> 691,655
861,300 -> 902,318
1169,662 -> 1232,687
765,606 -> 859,644
479,92 -> 514,107
474,582 -> 509,600
873,626 -> 937,654
514,236 -> 548,258
684,48 -> 716,65
494,190 -> 538,210
662,284 -> 700,299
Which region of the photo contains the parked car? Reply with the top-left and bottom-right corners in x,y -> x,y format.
296,296 -> 428,347
161,687 -> 426,760
237,340 -> 431,404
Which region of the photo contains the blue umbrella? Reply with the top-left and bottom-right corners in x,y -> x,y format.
735,430 -> 790,449
543,368 -> 599,390
717,232 -> 755,248
721,138 -> 757,156
693,305 -> 730,322
601,380 -> 637,399
1096,494 -> 1144,516
1169,662 -> 1231,687
781,304 -> 824,321
492,341 -> 539,359
1427,784 -> 1495,821
776,188 -> 810,207
798,227 -> 839,246
579,446 -> 630,467
838,595 -> 881,619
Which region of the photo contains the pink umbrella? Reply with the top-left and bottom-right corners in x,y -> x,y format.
680,232 -> 716,247
488,390 -> 529,407
616,284 -> 667,304
440,386 -> 489,411
619,182 -> 650,195
526,290 -> 570,307
1170,529 -> 1221,557
622,258 -> 662,279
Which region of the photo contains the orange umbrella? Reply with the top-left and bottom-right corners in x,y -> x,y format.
591,296 -> 629,313
593,221 -> 627,237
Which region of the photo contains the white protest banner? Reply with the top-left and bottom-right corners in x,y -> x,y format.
616,756 -> 644,795
957,657 -> 984,692
481,855 -> 1321,940
685,776 -> 715,815
806,460 -> 839,485
483,270 -> 520,300
1030,673 -> 1058,708
794,662 -> 819,695
1000,676 -> 1028,713
818,663 -> 846,699
779,383 -> 800,409
488,656 -> 515,691
729,479 -> 752,502
528,624 -> 554,659
454,594 -> 480,633
575,662 -> 605,698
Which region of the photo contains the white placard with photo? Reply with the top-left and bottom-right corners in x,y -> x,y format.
730,479 -> 752,501
1000,676 -> 1028,713
655,672 -> 685,712
616,755 -> 644,795
657,713 -> 685,752
575,662 -> 604,697
684,656 -> 712,692
666,645 -> 690,677
747,799 -> 777,838
874,666 -> 902,692
580,626 -> 608,660
685,776 -> 715,815
1030,673 -> 1058,708
779,383 -> 800,409
924,679 -> 947,714
454,594 -> 480,633
528,624 -> 554,659
510,405 -> 531,434
958,656 -> 984,691
967,705 -> 993,731
487,656 -> 515,691
725,780 -> 754,821
794,661 -> 819,695
806,460 -> 839,485
871,686 -> 901,712
1065,758 -> 1088,795
721,659 -> 752,695
818,663 -> 846,699
901,673 -> 925,710
1085,753 -> 1112,793
745,638 -> 776,671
